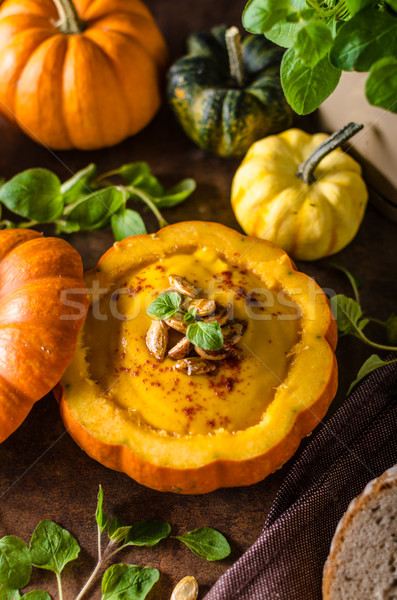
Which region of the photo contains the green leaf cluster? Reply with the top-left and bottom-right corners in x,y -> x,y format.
146,292 -> 224,350
329,264 -> 397,393
0,486 -> 231,600
243,0 -> 397,114
0,163 -> 196,241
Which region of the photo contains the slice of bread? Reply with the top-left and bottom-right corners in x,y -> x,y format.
323,464 -> 397,600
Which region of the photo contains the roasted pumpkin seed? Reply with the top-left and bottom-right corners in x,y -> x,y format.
174,357 -> 217,375
145,319 -> 168,361
168,336 -> 191,360
169,274 -> 199,297
170,576 -> 199,600
187,298 -> 216,316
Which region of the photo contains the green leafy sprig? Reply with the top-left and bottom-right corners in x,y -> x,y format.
0,163 -> 196,241
146,292 -> 224,351
0,486 -> 231,600
329,263 -> 397,393
242,0 -> 397,114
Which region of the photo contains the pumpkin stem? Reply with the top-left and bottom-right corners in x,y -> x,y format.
225,27 -> 245,87
297,122 -> 364,185
52,0 -> 84,34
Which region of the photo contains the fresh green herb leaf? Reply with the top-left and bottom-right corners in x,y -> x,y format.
154,179 -> 196,208
96,485 -> 108,534
65,187 -> 124,231
330,8 -> 397,72
295,21 -> 333,67
175,527 -> 231,561
345,0 -> 377,16
111,209 -> 147,241
184,307 -> 197,324
19,592 -> 51,600
330,294 -> 368,337
101,564 -> 159,600
330,263 -> 361,303
264,0 -> 306,47
146,292 -> 182,320
186,321 -> 223,351
0,587 -> 20,600
386,0 -> 397,9
124,521 -> 171,548
0,169 -> 63,222
117,163 -> 152,186
280,49 -> 341,114
107,519 -> 131,545
61,164 -> 97,205
366,57 -> 397,113
0,537 -> 31,590
385,314 -> 397,345
347,354 -> 395,395
243,0 -> 289,34
29,521 -> 80,575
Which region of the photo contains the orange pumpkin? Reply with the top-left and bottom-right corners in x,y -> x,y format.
0,0 -> 169,149
58,221 -> 337,494
0,229 -> 88,442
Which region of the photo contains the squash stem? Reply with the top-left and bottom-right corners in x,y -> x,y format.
225,27 -> 245,87
297,122 -> 364,185
52,0 -> 83,34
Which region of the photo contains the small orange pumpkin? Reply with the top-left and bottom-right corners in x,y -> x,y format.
0,0 -> 169,150
0,229 -> 88,442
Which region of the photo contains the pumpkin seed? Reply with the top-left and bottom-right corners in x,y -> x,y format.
187,298 -> 216,316
165,313 -> 188,333
203,302 -> 232,326
169,274 -> 199,297
194,343 -> 235,361
174,357 -> 217,375
145,319 -> 168,361
171,576 -> 199,600
222,320 -> 247,345
168,336 -> 191,360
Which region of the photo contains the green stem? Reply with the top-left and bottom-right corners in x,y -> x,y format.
357,330 -> 397,352
128,186 -> 168,228
52,0 -> 83,34
56,573 -> 63,600
225,27 -> 245,87
74,538 -> 116,600
367,317 -> 386,326
17,220 -> 39,229
297,122 -> 364,185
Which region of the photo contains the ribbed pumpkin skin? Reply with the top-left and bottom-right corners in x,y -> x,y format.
0,229 -> 88,442
0,0 -> 169,150
167,26 -> 293,158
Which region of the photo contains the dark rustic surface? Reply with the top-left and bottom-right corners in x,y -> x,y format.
0,1 -> 396,599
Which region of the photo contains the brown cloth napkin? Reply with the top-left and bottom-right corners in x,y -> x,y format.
205,357 -> 397,600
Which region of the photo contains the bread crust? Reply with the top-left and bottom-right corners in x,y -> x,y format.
323,464 -> 397,599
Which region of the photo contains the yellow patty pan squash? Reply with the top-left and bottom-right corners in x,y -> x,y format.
231,123 -> 368,260
57,221 -> 337,494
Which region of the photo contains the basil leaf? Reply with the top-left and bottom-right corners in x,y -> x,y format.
243,0 -> 289,34
65,187 -> 124,231
61,163 -> 97,205
96,485 -> 108,534
0,588 -> 20,600
154,179 -> 196,208
345,0 -> 377,16
330,9 -> 397,72
124,521 -> 170,548
108,519 -> 131,545
0,169 -> 63,222
347,354 -> 390,395
264,0 -> 306,47
330,294 -> 369,337
111,209 -> 147,241
146,292 -> 181,320
118,163 -> 152,186
0,537 -> 31,590
385,313 -> 397,345
20,593 -> 51,600
175,527 -> 231,561
29,520 -> 80,575
366,57 -> 397,113
184,307 -> 197,324
101,564 -> 159,600
295,21 -> 333,67
186,321 -> 223,351
281,49 -> 341,114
